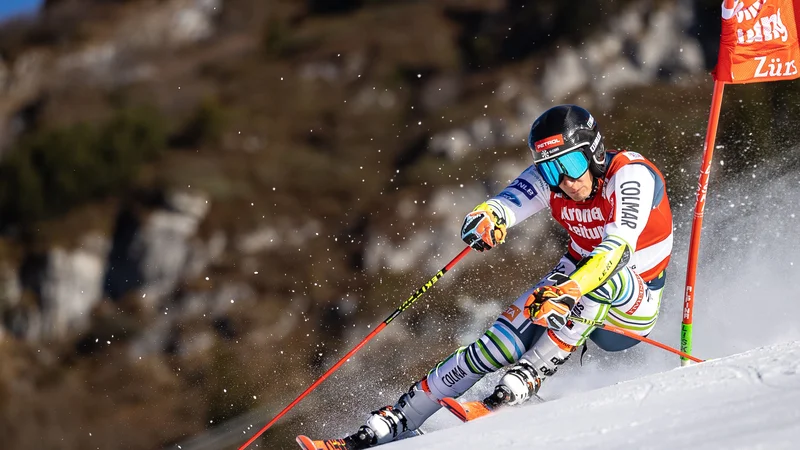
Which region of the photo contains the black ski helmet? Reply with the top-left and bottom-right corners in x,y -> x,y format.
527,105 -> 606,181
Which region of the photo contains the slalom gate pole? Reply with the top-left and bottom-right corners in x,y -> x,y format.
568,315 -> 704,363
681,79 -> 726,366
239,246 -> 473,449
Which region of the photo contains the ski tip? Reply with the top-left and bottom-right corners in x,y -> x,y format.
439,397 -> 493,422
439,397 -> 469,422
295,435 -> 317,450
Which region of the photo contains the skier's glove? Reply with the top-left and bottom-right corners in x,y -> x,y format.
524,281 -> 580,331
461,202 -> 507,252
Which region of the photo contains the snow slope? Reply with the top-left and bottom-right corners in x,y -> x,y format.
386,341 -> 800,450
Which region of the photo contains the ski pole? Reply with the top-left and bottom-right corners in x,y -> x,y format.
568,315 -> 704,363
239,246 -> 473,449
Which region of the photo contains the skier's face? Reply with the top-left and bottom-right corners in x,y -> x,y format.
560,170 -> 593,201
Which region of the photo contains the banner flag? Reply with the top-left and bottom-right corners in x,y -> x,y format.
714,0 -> 800,83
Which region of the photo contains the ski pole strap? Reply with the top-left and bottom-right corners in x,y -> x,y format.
567,315 -> 704,363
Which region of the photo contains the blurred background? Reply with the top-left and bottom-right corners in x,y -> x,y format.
1,0 -> 800,449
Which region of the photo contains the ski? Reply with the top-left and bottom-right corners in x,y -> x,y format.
438,397 -> 494,422
296,435 -> 354,450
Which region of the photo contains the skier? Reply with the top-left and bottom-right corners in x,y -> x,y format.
308,104 -> 673,449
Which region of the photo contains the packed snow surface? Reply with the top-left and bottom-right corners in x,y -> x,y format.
386,341 -> 800,450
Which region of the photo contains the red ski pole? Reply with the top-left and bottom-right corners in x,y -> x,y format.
568,315 -> 704,363
239,246 -> 473,449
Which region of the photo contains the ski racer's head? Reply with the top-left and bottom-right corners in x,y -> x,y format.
527,104 -> 606,201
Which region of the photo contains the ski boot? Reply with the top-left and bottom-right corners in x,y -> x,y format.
340,379 -> 437,447
484,359 -> 542,409
439,359 -> 544,422
297,405 -> 415,449
296,406 -> 408,450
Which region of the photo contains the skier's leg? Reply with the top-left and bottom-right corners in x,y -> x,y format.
353,258 -> 573,446
588,327 -> 639,351
426,256 -> 578,409
489,265 -> 664,405
486,324 -> 575,406
424,295 -> 543,400
355,301 -> 539,445
480,257 -> 579,406
349,378 -> 438,447
589,269 -> 666,351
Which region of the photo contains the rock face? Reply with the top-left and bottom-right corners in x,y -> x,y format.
105,191 -> 211,308
131,210 -> 201,305
118,0 -> 222,49
1,235 -> 109,341
540,0 -> 704,104
0,264 -> 21,340
0,0 -> 224,130
429,0 -> 705,161
0,51 -> 49,151
54,0 -> 222,87
0,190 -> 217,341
39,240 -> 108,339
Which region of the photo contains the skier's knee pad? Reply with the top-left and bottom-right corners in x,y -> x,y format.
519,330 -> 574,377
394,378 -> 441,431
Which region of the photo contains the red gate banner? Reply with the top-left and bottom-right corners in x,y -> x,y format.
714,0 -> 800,83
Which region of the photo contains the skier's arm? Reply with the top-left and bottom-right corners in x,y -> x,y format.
461,165 -> 550,251
566,163 -> 658,295
484,165 -> 551,228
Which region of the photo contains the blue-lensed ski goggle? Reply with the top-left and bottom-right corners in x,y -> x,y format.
536,151 -> 590,186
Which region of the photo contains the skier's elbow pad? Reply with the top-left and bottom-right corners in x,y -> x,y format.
569,238 -> 631,294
